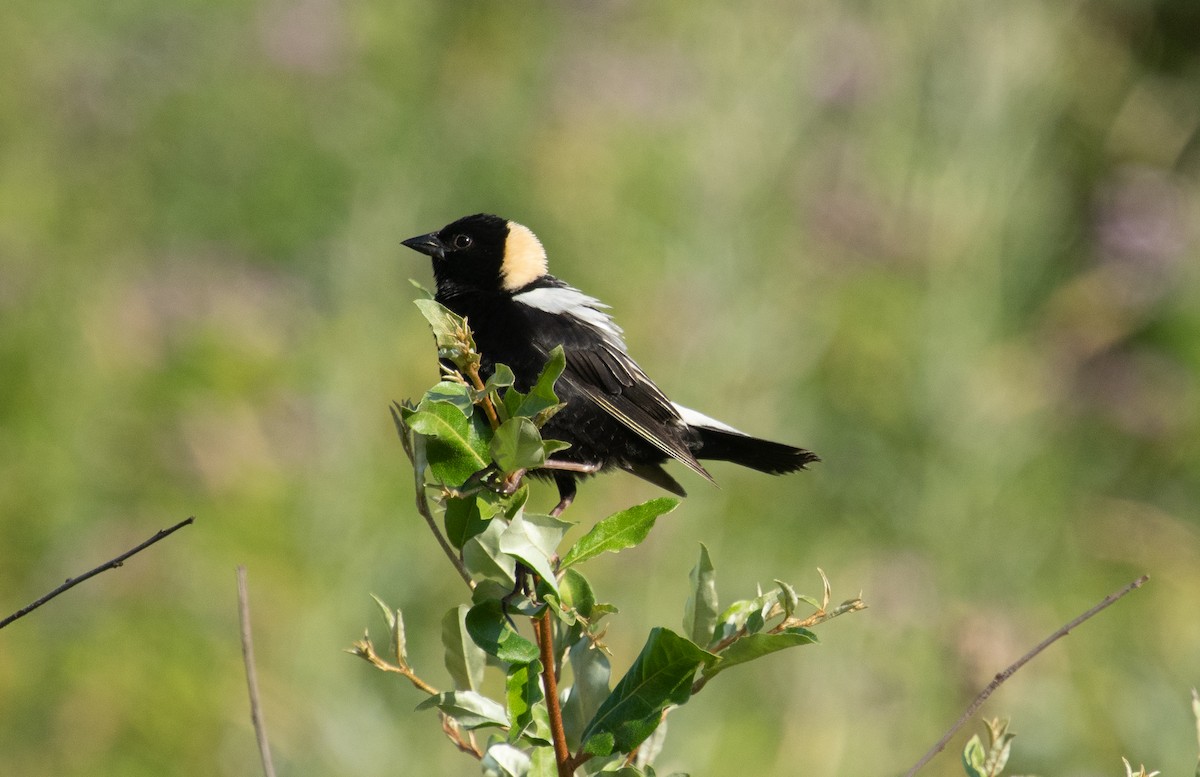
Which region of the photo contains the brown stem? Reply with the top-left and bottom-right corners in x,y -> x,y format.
236,566 -> 278,777
535,606 -> 572,777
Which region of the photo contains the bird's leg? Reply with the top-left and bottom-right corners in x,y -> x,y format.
549,472 -> 578,518
501,563 -> 532,628
540,461 -> 599,517
541,459 -> 602,474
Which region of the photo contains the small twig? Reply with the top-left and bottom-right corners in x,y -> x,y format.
391,404 -> 474,590
462,361 -> 500,430
237,566 -> 277,777
904,575 -> 1149,777
350,634 -> 440,696
689,582 -> 865,697
349,634 -> 484,758
440,711 -> 485,759
535,607 -> 573,777
0,517 -> 195,631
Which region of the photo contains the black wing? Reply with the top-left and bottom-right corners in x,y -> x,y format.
559,340 -> 713,482
514,286 -> 713,481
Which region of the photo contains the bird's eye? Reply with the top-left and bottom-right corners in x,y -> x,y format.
452,234 -> 472,250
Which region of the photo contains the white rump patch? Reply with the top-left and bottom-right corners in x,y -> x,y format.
502,222 -> 549,291
514,285 -> 627,349
672,403 -> 745,434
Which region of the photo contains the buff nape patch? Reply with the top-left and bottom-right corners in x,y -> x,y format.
501,221 -> 548,291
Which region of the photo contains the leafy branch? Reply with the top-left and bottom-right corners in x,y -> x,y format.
350,296 -> 863,777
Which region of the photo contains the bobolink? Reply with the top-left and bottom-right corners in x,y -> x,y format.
403,214 -> 818,515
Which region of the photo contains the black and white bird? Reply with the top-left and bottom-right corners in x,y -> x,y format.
402,214 -> 818,515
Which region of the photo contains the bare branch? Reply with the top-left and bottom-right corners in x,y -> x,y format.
1,517 -> 195,631
237,567 -> 277,777
904,574 -> 1149,777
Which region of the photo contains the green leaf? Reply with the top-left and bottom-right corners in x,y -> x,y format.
482,743 -> 531,777
368,595 -> 407,666
581,732 -> 615,758
484,364 -> 516,393
580,628 -> 715,755
560,497 -> 679,569
962,734 -> 986,777
442,605 -> 486,692
465,599 -> 540,664
509,346 -> 567,424
529,747 -> 557,777
980,718 -> 1015,776
491,416 -> 547,473
712,588 -> 779,643
423,381 -> 474,415
550,569 -> 595,665
561,637 -> 611,749
558,568 -> 596,619
634,719 -> 669,772
414,298 -> 477,366
462,516 -> 517,592
409,278 -> 435,299
505,660 -> 544,742
702,628 -> 817,681
407,400 -> 491,485
683,544 -> 718,647
498,511 -> 571,596
416,690 -> 509,730
444,496 -> 489,551
774,579 -> 800,621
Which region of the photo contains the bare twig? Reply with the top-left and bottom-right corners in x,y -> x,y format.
237,566 -> 277,777
349,634 -> 485,759
390,403 -> 474,590
1,517 -> 195,631
904,574 -> 1149,777
349,634 -> 440,696
440,711 -> 485,759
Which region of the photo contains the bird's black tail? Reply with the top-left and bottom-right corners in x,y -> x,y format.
691,427 -> 819,474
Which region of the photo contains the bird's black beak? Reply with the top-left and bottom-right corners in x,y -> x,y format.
401,232 -> 446,261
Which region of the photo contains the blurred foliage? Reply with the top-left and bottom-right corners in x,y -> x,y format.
1,1 -> 1198,776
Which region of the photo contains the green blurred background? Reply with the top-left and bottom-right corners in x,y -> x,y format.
2,2 -> 1198,775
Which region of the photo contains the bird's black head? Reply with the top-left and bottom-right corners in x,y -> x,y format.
401,213 -> 548,295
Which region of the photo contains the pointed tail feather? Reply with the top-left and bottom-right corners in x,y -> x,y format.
692,427 -> 819,474
672,403 -> 818,475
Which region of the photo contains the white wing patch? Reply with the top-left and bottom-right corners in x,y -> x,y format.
672,403 -> 745,435
513,286 -> 627,350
